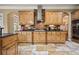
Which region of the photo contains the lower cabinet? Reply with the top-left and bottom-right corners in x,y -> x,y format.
18,31 -> 32,43
55,32 -> 61,42
7,45 -> 16,55
33,32 -> 46,43
18,31 -> 67,44
0,39 -> 1,55
47,32 -> 52,43
60,32 -> 67,43
47,32 -> 67,43
2,44 -> 17,55
1,34 -> 18,55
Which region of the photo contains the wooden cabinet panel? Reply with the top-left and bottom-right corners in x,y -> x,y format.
18,32 -> 32,42
52,12 -> 58,24
2,44 -> 17,55
51,32 -> 56,42
55,32 -> 61,42
57,12 -> 63,24
7,45 -> 17,55
19,11 -> 34,25
1,35 -> 17,55
0,39 -> 1,55
47,32 -> 67,43
33,32 -> 45,43
18,32 -> 23,42
45,11 -> 63,25
33,32 -> 40,43
26,32 -> 32,42
19,12 -> 27,25
47,32 -> 52,42
60,32 -> 67,42
2,35 -> 17,47
39,32 -> 46,43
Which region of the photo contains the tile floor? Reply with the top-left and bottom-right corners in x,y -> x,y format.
18,41 -> 79,55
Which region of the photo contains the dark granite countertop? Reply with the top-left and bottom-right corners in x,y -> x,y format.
0,33 -> 17,38
18,30 -> 67,32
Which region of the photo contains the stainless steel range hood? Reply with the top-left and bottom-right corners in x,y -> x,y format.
37,5 -> 43,21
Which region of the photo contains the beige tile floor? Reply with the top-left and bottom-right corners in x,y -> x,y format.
18,41 -> 79,55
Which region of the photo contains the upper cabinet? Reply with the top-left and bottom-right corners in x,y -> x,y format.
45,11 -> 63,25
44,11 -> 69,25
19,11 -> 34,25
72,10 -> 79,20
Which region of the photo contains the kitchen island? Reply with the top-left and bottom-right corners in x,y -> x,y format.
0,33 -> 18,55
17,30 -> 67,44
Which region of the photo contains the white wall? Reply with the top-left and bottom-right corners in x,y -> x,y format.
0,9 -> 19,33
0,4 -> 79,9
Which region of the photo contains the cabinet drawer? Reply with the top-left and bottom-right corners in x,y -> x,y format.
33,32 -> 40,43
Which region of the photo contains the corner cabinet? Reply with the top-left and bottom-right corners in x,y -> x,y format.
19,11 -> 34,25
1,34 -> 18,55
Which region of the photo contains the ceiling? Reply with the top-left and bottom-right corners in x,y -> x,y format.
0,4 -> 79,9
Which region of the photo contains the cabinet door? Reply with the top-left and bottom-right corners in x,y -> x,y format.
19,11 -> 27,25
18,32 -> 27,42
19,11 -> 34,25
0,39 -> 1,55
2,35 -> 17,47
60,32 -> 67,43
57,12 -> 63,25
7,45 -> 17,55
26,12 -> 34,25
47,32 -> 52,43
33,32 -> 40,43
52,12 -> 58,25
45,12 -> 50,25
39,32 -> 46,43
18,32 -> 32,43
55,32 -> 61,42
26,32 -> 32,43
18,32 -> 24,42
51,32 -> 56,42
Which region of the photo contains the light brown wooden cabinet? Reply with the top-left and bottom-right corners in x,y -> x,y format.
45,11 -> 63,25
6,45 -> 17,55
0,38 -> 1,55
1,34 -> 17,55
60,32 -> 67,42
47,32 -> 52,43
47,32 -> 67,43
33,32 -> 46,43
18,31 -> 67,44
19,11 -> 34,25
55,32 -> 61,42
18,31 -> 32,43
